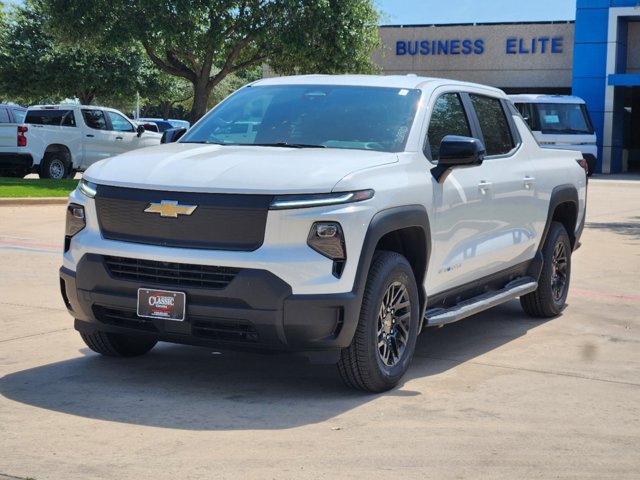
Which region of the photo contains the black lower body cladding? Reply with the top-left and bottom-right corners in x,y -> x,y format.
60,254 -> 361,354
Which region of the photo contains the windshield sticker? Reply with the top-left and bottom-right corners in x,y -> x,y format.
544,115 -> 560,124
398,89 -> 409,96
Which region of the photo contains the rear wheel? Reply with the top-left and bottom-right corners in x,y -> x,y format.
80,331 -> 157,357
521,221 -> 571,317
39,153 -> 69,179
338,251 -> 420,392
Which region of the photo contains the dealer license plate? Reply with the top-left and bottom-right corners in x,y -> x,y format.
137,288 -> 186,321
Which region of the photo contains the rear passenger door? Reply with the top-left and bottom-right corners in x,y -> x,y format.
81,109 -> 115,169
425,89 -> 537,294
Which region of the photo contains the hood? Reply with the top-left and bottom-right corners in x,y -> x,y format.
84,143 -> 398,194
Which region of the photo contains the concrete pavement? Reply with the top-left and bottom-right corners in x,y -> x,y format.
0,178 -> 638,479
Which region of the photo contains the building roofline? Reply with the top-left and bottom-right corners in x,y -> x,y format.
379,20 -> 575,28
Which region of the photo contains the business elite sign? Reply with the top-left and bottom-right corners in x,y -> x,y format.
395,36 -> 564,56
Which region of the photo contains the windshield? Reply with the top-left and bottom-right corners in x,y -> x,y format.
529,102 -> 594,135
182,85 -> 421,153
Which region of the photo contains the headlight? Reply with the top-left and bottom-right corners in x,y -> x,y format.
64,203 -> 86,252
79,179 -> 97,198
270,189 -> 374,210
307,222 -> 346,277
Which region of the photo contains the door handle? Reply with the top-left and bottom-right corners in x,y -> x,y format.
86,134 -> 94,138
523,176 -> 536,189
115,136 -> 124,140
478,181 -> 492,194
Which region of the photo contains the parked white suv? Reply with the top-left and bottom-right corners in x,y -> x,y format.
60,75 -> 587,392
509,94 -> 597,175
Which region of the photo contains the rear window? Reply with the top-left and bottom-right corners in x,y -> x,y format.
25,109 -> 76,127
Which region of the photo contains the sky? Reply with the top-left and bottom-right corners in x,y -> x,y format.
3,0 -> 578,25
375,0 -> 577,25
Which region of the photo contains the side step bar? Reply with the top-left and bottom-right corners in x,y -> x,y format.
424,277 -> 538,328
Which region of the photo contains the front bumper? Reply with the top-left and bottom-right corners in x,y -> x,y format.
60,254 -> 361,354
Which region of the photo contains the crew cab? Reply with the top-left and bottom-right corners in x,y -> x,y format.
14,105 -> 162,179
60,75 -> 587,392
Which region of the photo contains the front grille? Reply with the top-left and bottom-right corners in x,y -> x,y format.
192,319 -> 259,343
104,256 -> 240,289
95,185 -> 272,251
93,305 -> 158,332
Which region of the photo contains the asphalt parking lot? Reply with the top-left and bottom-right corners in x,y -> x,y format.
1,176 -> 639,480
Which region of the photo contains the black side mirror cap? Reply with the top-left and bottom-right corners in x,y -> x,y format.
431,135 -> 485,183
161,127 -> 187,144
136,124 -> 145,137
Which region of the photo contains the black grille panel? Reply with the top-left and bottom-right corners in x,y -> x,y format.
192,319 -> 259,342
95,185 -> 272,251
93,305 -> 159,332
104,256 -> 240,289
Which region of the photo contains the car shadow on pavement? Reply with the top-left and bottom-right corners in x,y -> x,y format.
584,218 -> 640,240
0,300 -> 550,431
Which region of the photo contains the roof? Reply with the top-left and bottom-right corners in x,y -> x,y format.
253,74 -> 505,94
508,94 -> 586,104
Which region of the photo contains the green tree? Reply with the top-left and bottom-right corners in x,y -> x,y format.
36,0 -> 380,123
0,3 -> 162,106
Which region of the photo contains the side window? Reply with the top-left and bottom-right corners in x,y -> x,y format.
470,95 -> 515,156
107,111 -> 135,132
0,108 -> 9,123
24,109 -> 75,126
426,93 -> 471,161
13,108 -> 27,123
82,109 -> 108,130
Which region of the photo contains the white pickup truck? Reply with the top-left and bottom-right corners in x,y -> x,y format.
60,75 -> 587,392
0,105 -> 161,179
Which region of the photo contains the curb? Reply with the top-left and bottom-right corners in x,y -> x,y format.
0,197 -> 68,206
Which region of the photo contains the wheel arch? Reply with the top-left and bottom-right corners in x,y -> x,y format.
43,144 -> 72,164
354,205 -> 431,320
528,184 -> 580,282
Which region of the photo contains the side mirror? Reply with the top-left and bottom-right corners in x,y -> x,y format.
161,127 -> 187,144
136,124 -> 145,137
431,135 -> 485,183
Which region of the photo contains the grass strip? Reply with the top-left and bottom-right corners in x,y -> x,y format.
0,178 -> 79,198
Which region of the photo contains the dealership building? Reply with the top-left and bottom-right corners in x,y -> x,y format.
372,0 -> 640,173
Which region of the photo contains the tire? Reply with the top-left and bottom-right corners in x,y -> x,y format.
520,221 -> 571,317
80,331 -> 157,357
338,251 -> 420,393
39,153 -> 69,180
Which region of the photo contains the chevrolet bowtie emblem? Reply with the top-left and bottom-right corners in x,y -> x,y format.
144,200 -> 197,218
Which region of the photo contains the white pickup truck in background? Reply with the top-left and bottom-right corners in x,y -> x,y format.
0,103 -> 30,177
0,104 -> 161,179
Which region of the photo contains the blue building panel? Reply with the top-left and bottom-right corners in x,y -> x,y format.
576,0 -> 611,8
608,74 -> 640,85
574,8 -> 610,43
573,43 -> 608,77
611,0 -> 640,7
572,77 -> 607,112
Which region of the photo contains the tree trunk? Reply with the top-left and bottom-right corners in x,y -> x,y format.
159,101 -> 172,120
189,79 -> 214,124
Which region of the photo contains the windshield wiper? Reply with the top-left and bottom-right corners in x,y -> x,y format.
252,142 -> 326,149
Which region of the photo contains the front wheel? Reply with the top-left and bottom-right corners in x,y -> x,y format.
521,221 -> 572,317
80,331 -> 157,357
338,251 -> 420,393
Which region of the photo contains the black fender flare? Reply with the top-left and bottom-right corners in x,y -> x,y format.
352,205 -> 431,319
528,184 -> 581,281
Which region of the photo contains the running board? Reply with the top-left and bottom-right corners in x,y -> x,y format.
424,277 -> 538,327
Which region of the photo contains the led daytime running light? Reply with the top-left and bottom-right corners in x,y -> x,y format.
271,189 -> 374,210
